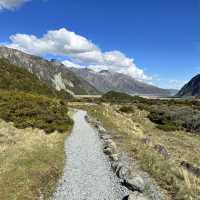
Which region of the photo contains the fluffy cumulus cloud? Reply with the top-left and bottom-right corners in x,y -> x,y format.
9,28 -> 98,55
0,0 -> 29,10
7,28 -> 151,81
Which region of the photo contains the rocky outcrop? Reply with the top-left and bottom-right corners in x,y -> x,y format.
122,176 -> 146,192
142,137 -> 170,159
181,160 -> 200,177
154,144 -> 170,159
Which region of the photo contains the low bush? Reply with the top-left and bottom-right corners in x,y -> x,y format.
156,124 -> 179,132
148,105 -> 200,134
101,91 -> 135,103
0,90 -> 73,133
101,91 -> 200,134
119,106 -> 135,113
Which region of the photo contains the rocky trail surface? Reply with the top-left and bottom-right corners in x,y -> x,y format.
53,110 -> 129,200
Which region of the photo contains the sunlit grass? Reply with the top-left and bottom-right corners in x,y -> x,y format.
0,119 -> 71,200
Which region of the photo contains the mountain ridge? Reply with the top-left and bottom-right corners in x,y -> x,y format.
68,67 -> 173,96
177,74 -> 200,97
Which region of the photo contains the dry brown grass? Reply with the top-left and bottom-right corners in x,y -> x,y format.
0,119 -> 71,200
72,103 -> 200,200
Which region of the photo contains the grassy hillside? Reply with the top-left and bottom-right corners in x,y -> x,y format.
0,59 -> 74,199
0,58 -> 72,99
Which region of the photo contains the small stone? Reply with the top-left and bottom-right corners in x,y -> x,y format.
109,153 -> 119,162
154,144 -> 170,159
111,161 -> 119,170
103,147 -> 113,155
98,126 -> 106,133
104,140 -> 117,152
141,137 -> 153,147
111,161 -> 123,172
101,134 -> 112,140
117,166 -> 131,179
103,139 -> 113,147
123,175 -> 146,192
128,191 -> 150,200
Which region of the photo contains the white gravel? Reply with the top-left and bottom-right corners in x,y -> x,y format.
53,110 -> 128,200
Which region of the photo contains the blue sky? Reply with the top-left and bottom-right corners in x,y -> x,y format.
0,0 -> 200,89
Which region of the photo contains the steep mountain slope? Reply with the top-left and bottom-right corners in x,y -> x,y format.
0,58 -> 58,96
69,68 -> 171,96
0,58 -> 74,99
177,74 -> 200,97
0,46 -> 99,95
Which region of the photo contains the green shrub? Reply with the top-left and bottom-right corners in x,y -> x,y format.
148,105 -> 200,134
101,91 -> 134,103
0,91 -> 73,133
156,124 -> 179,132
119,106 -> 135,113
101,91 -> 200,134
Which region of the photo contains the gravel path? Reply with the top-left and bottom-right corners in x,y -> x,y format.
53,110 -> 128,200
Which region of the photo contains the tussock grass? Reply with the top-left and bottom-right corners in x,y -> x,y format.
73,103 -> 200,200
0,119 -> 71,200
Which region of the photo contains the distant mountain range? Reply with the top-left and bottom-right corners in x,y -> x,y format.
68,67 -> 176,96
0,46 -> 178,96
177,74 -> 200,97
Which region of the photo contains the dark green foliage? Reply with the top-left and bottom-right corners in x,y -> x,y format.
148,105 -> 200,134
0,91 -> 73,133
56,89 -> 73,100
156,124 -> 178,132
102,91 -> 200,134
119,106 -> 135,113
101,91 -> 136,103
0,58 -> 72,100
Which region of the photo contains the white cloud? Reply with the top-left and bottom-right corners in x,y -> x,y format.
62,60 -> 83,69
9,28 -> 98,55
0,0 -> 30,10
7,28 -> 151,81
